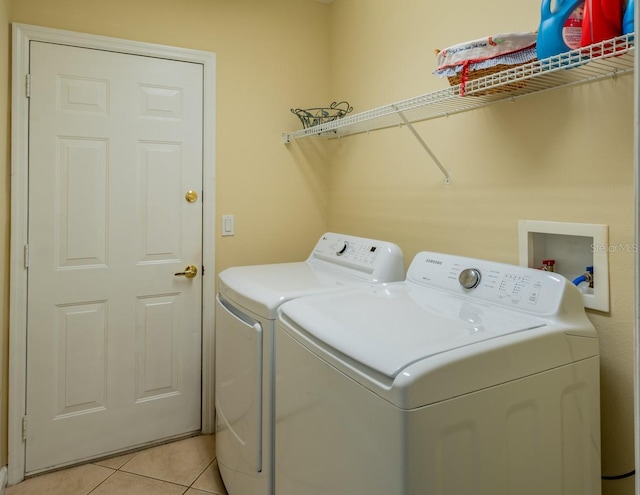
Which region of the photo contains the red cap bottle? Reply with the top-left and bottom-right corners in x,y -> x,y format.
580,0 -> 624,46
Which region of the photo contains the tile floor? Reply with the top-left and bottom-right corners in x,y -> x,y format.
5,434 -> 228,495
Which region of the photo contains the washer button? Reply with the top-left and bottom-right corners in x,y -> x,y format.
336,241 -> 349,256
459,268 -> 482,289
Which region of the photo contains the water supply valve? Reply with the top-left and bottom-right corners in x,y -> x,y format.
572,266 -> 594,288
540,259 -> 555,272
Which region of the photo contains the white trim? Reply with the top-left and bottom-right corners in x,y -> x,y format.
9,23 -> 216,485
0,466 -> 7,494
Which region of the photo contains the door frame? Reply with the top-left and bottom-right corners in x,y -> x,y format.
9,23 -> 216,484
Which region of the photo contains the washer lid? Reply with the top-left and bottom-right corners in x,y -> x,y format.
218,262 -> 370,319
279,283 -> 548,380
217,233 -> 405,320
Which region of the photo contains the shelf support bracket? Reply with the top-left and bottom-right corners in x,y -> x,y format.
393,106 -> 451,185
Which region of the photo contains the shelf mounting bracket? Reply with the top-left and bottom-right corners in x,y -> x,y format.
393,105 -> 451,185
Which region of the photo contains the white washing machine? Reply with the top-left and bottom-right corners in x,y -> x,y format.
275,251 -> 601,495
215,232 -> 404,495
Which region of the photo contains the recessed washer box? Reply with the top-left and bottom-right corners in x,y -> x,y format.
518,220 -> 609,312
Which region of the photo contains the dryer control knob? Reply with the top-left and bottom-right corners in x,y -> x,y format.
459,268 -> 481,289
336,241 -> 349,256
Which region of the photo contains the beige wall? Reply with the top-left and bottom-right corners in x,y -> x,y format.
1,0 -> 8,471
325,1 -> 635,494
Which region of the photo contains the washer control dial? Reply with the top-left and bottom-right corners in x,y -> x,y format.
336,241 -> 349,256
459,268 -> 481,289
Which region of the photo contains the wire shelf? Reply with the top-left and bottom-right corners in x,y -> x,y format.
282,34 -> 635,144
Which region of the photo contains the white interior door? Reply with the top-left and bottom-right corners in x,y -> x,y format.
25,41 -> 204,474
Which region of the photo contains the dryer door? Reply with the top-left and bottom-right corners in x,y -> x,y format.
215,295 -> 263,472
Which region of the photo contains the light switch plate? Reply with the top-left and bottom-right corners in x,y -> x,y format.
222,215 -> 234,236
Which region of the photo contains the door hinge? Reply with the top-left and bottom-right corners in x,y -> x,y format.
24,243 -> 29,268
202,265 -> 205,276
22,416 -> 27,441
25,74 -> 31,98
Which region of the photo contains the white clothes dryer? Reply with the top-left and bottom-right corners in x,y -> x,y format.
215,232 -> 404,495
275,251 -> 601,495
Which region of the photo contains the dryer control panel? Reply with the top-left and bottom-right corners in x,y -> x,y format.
307,232 -> 405,282
406,251 -> 573,315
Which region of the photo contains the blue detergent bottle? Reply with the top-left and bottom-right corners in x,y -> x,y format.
623,0 -> 634,34
537,0 -> 586,59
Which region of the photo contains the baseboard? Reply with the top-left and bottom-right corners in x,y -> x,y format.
0,466 -> 7,495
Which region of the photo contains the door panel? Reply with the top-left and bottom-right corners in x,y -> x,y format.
25,41 -> 204,473
138,142 -> 183,261
55,301 -> 107,417
135,294 -> 181,401
57,138 -> 108,267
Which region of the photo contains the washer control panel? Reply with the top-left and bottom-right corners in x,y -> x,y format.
407,251 -> 567,315
308,232 -> 405,282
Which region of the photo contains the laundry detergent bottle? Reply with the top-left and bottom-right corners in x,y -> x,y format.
537,0 -> 586,58
623,0 -> 634,34
580,0 -> 624,46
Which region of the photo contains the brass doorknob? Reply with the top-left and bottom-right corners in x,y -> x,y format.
185,190 -> 198,203
174,265 -> 198,278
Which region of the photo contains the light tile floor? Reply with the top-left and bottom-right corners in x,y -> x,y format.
5,434 -> 228,495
